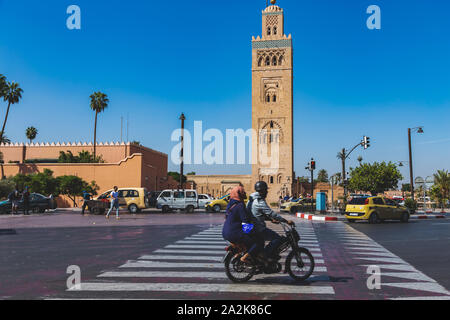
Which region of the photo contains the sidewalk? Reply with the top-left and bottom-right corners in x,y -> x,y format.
294,210 -> 448,222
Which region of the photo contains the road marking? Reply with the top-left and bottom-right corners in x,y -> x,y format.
351,251 -> 397,257
70,282 -> 335,294
381,272 -> 437,283
98,271 -> 327,279
138,255 -> 326,264
154,249 -> 224,255
390,296 -> 450,300
139,255 -> 224,262
360,264 -> 417,272
382,282 -> 450,295
120,261 -> 224,268
177,241 -> 228,244
165,244 -> 322,252
120,261 -> 328,272
354,257 -> 405,264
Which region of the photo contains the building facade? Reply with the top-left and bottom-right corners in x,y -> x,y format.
188,2 -> 294,204
0,142 -> 176,207
251,3 -> 294,204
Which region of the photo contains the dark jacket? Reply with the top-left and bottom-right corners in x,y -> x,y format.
222,199 -> 252,242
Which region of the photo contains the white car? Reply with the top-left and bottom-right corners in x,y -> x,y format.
157,189 -> 199,213
198,194 -> 213,209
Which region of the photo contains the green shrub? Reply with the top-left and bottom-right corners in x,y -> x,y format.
404,198 -> 417,214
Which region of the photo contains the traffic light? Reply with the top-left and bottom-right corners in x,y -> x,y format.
311,160 -> 316,170
363,136 -> 371,150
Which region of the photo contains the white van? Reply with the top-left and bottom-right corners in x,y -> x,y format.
157,189 -> 199,213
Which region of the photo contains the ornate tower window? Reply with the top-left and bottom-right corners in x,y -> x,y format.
267,27 -> 271,36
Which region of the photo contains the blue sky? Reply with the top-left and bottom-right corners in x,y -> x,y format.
0,0 -> 449,182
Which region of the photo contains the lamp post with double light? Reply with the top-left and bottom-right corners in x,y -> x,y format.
408,127 -> 424,201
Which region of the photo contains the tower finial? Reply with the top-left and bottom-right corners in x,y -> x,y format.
271,0 -> 277,4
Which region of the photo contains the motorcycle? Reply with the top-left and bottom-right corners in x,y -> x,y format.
223,222 -> 315,283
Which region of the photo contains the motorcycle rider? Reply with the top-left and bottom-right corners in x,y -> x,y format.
248,181 -> 295,261
222,185 -> 260,264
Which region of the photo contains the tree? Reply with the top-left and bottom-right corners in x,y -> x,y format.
357,156 -> 363,166
58,150 -> 103,163
12,169 -> 59,196
317,169 -> 329,183
1,81 -> 23,143
348,162 -> 403,196
0,177 -> 15,199
432,170 -> 450,208
187,172 -> 196,176
89,92 -> 109,159
0,74 -> 6,99
26,127 -> 38,144
57,175 -> 99,207
0,132 -> 10,144
168,172 -> 187,183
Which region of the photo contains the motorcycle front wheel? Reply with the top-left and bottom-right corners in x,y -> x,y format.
285,248 -> 315,281
224,253 -> 256,283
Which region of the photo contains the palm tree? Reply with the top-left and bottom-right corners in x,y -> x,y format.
357,156 -> 363,166
433,170 -> 450,208
0,74 -> 6,95
89,92 -> 109,159
26,126 -> 38,144
1,81 -> 23,143
0,132 -> 11,144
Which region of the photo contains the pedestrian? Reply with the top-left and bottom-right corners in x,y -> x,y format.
8,187 -> 21,215
278,196 -> 283,210
106,186 -> 120,220
22,187 -> 30,215
81,190 -> 92,216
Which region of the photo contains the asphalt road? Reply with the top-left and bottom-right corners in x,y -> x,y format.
1,211 -> 449,300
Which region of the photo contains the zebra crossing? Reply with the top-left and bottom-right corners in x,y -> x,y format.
326,223 -> 450,300
61,221 -> 336,299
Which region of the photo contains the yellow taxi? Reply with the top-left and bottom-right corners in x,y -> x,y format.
280,198 -> 302,213
346,196 -> 410,224
96,187 -> 149,213
205,194 -> 249,213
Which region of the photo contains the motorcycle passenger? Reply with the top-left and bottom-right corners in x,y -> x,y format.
248,181 -> 295,260
222,185 -> 259,264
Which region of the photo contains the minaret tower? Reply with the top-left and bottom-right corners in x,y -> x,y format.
251,0 -> 294,203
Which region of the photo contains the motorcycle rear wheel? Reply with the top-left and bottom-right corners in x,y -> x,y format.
286,248 -> 315,281
224,254 -> 256,283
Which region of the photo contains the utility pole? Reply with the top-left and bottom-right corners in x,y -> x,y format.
340,136 -> 371,201
408,127 -> 424,202
306,159 -> 316,213
179,113 -> 186,190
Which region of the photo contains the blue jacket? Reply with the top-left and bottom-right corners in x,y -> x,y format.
222,199 -> 252,242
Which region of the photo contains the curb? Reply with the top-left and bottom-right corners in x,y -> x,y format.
411,215 -> 446,220
296,213 -> 342,222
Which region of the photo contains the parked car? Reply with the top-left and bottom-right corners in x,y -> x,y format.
0,193 -> 57,214
280,198 -> 302,213
198,194 -> 214,209
95,187 -> 149,213
346,196 -> 410,224
157,189 -> 199,213
205,194 -> 250,213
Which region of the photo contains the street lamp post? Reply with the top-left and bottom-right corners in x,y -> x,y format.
179,113 -> 186,190
408,127 -> 424,202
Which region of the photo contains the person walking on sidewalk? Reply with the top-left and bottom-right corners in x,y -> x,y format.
22,187 -> 30,215
81,190 -> 92,216
8,187 -> 21,215
106,186 -> 120,220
